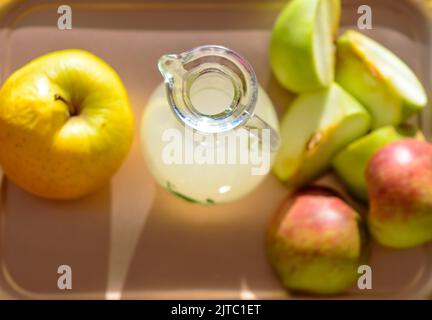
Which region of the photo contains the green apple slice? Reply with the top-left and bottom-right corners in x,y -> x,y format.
336,30 -> 428,129
273,83 -> 371,187
270,0 -> 340,93
333,125 -> 424,202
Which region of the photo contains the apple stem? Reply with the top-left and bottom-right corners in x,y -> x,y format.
54,94 -> 77,116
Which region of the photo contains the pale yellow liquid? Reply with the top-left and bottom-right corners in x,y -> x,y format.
141,83 -> 279,204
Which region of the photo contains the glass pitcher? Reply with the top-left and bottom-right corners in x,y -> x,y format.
141,45 -> 280,204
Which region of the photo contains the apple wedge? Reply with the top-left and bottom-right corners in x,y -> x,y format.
336,30 -> 428,129
270,0 -> 340,93
333,125 -> 424,202
273,83 -> 371,187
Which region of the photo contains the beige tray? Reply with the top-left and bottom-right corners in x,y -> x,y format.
0,0 -> 431,299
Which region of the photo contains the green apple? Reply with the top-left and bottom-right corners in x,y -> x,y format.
270,0 -> 340,92
336,30 -> 427,129
333,125 -> 424,202
0,49 -> 135,199
273,83 -> 370,187
267,187 -> 368,295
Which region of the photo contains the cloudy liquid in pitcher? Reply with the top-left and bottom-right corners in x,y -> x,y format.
141,75 -> 279,204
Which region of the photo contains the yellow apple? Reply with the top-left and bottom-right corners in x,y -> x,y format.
0,49 -> 134,199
